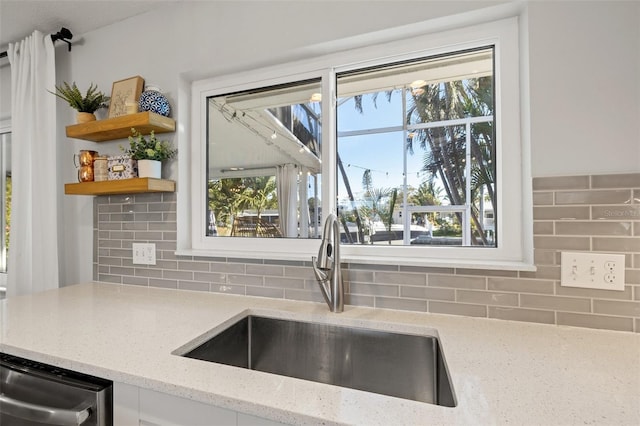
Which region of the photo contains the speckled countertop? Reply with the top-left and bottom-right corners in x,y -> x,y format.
1,282 -> 639,425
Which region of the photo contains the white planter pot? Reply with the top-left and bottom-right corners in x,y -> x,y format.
137,159 -> 162,179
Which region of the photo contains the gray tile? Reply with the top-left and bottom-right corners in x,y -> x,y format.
122,204 -> 148,213
265,259 -> 305,267
635,255 -> 640,269
532,175 -> 589,190
343,269 -> 374,283
110,231 -> 135,240
557,312 -> 633,332
555,190 -> 632,205
162,231 -> 177,241
555,221 -> 632,236
400,286 -> 455,301
456,290 -> 519,306
134,193 -> 163,203
428,274 -> 486,290
148,278 -> 178,289
155,260 -> 178,270
177,261 -> 210,271
246,286 -> 284,298
134,231 -> 164,241
375,297 -> 427,312
162,193 -> 177,203
533,221 -> 554,235
210,262 -> 245,274
626,270 -> 640,284
593,237 -> 640,252
520,294 -> 590,313
193,272 -> 226,284
533,236 -> 590,250
228,274 -> 264,286
592,205 -> 640,221
591,173 -> 640,189
349,282 -> 398,297
210,284 -> 245,295
148,202 -> 176,212
345,294 -> 375,307
149,221 -> 177,231
488,278 -> 555,294
98,204 -> 122,213
374,271 -> 426,286
110,266 -> 135,276
160,250 -> 177,260
533,206 -> 590,220
108,195 -> 134,204
109,248 -> 132,258
123,276 -> 149,286
228,257 -> 264,264
246,264 -> 284,277
134,213 -> 163,222
110,213 -> 135,222
98,274 -> 122,283
593,299 -> 640,317
488,307 -> 555,324
429,301 -> 487,317
532,191 -> 554,205
178,281 -> 210,292
399,266 -> 455,274
163,212 -> 177,222
454,268 -> 518,278
163,270 -> 193,280
98,257 -> 122,266
155,241 -> 177,251
122,222 -> 148,231
284,266 -> 316,280
264,277 -> 305,289
98,222 -> 122,231
135,268 -> 163,278
348,263 -> 398,272
99,239 -> 121,248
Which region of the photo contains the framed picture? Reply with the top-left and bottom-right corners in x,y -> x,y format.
108,76 -> 144,118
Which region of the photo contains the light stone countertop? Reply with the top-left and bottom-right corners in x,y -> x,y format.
0,282 -> 639,425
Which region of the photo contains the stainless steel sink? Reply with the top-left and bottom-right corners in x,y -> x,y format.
181,316 -> 456,406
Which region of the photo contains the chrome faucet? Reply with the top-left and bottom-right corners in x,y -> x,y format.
312,214 -> 344,313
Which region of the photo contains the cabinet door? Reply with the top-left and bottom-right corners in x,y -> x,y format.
139,388 -> 237,426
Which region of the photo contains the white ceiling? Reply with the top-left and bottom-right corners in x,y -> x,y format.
0,0 -> 182,51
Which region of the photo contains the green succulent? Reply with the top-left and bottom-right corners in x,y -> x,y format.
122,128 -> 177,161
49,82 -> 110,113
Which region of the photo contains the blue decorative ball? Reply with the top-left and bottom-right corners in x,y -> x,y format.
138,90 -> 171,117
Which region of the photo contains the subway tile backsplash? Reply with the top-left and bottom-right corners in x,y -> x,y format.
95,173 -> 640,333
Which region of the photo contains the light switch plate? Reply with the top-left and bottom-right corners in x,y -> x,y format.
132,243 -> 156,265
561,252 -> 625,291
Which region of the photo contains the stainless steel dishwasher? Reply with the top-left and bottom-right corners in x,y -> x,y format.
0,353 -> 112,425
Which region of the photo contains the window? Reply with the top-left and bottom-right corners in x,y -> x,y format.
336,47 -> 496,248
184,14 -> 533,269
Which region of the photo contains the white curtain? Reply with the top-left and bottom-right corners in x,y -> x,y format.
298,168 -> 310,238
7,31 -> 59,296
276,164 -> 298,238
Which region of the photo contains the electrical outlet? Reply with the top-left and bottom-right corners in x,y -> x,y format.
132,243 -> 156,265
561,252 -> 625,291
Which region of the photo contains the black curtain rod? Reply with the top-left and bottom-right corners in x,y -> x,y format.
0,27 -> 73,59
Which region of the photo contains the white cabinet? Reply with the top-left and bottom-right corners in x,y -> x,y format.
114,382 -> 286,426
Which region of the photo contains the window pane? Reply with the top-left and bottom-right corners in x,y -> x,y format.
206,79 -> 322,239
336,47 -> 495,247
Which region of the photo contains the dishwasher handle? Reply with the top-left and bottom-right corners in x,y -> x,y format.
0,393 -> 91,425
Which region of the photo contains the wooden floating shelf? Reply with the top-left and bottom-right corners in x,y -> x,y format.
65,178 -> 175,195
66,112 -> 175,142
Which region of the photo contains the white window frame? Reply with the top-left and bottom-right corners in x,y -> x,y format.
180,13 -> 534,270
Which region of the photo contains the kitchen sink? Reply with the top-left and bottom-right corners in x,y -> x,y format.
180,315 -> 456,406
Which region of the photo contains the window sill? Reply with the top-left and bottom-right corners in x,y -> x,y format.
175,248 -> 536,272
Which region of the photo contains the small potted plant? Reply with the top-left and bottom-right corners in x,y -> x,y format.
49,82 -> 110,123
122,128 -> 177,179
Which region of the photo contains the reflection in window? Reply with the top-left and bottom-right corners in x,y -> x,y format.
336,47 -> 496,247
206,79 -> 322,238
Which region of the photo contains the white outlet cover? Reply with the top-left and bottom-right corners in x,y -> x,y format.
561,252 -> 625,291
132,243 -> 156,265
